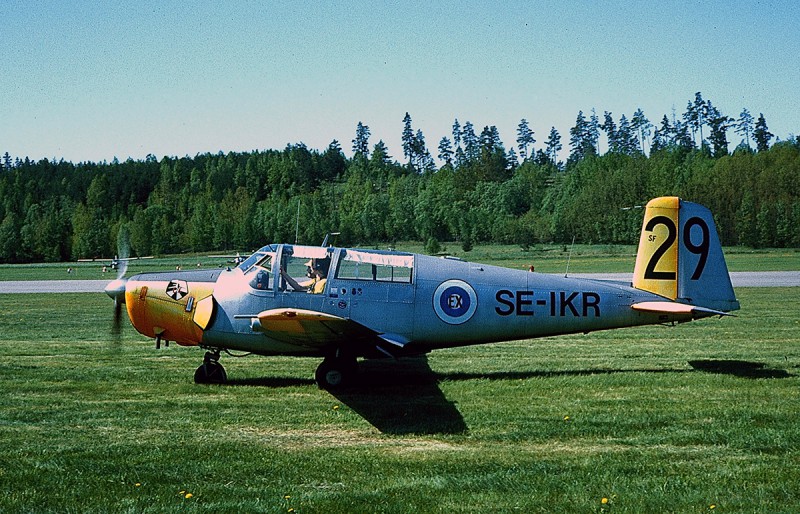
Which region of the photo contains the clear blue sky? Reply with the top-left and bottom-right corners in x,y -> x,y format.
2,0 -> 798,163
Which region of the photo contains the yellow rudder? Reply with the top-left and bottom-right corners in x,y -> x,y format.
632,196 -> 680,299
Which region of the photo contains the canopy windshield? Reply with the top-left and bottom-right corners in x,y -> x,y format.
238,245 -> 277,272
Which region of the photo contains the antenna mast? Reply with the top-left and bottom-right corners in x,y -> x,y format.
294,199 -> 300,244
564,235 -> 576,278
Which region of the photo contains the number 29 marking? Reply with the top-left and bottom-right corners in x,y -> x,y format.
643,216 -> 710,281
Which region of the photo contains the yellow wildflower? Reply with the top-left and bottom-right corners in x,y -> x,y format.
601,497 -> 609,504
185,493 -> 193,499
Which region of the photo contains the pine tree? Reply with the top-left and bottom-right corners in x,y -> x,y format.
412,129 -> 435,173
601,111 -> 618,152
370,140 -> 392,169
631,108 -> 651,154
462,121 -> 479,162
401,112 -> 414,163
735,108 -> 754,148
516,118 -> 535,161
569,111 -> 589,163
691,92 -> 709,147
588,109 -> 600,153
673,120 -> 695,151
480,125 -> 502,151
753,113 -> 773,151
320,140 -> 346,182
438,137 -> 454,166
650,115 -> 671,152
706,102 -> 731,158
616,114 -> 638,155
351,122 -> 371,158
545,127 -> 562,165
507,147 -> 518,169
452,119 -> 462,149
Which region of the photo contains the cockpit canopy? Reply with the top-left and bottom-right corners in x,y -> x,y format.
237,244 -> 415,292
237,245 -> 278,273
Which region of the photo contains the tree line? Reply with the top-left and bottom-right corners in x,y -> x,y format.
1,92 -> 798,263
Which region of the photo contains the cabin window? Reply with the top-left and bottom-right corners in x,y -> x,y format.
335,250 -> 413,284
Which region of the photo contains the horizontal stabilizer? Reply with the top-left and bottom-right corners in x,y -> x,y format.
632,301 -> 733,318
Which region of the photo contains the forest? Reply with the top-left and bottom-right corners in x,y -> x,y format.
1,92 -> 798,263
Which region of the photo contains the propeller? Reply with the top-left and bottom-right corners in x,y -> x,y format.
105,230 -> 131,340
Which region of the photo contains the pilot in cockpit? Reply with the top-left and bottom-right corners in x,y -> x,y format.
280,258 -> 329,294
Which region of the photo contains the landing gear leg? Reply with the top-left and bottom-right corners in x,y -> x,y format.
315,352 -> 358,390
194,350 -> 227,384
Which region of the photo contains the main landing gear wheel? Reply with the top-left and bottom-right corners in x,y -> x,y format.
194,351 -> 227,384
315,356 -> 357,390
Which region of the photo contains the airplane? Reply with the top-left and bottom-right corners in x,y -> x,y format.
104,197 -> 739,389
209,252 -> 246,266
79,255 -> 154,271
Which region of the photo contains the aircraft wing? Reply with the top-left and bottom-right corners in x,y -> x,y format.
631,301 -> 733,319
252,308 -> 388,350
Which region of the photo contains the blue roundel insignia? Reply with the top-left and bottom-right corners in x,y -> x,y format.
433,280 -> 477,325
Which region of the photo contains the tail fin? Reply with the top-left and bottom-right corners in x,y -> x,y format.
633,197 -> 739,312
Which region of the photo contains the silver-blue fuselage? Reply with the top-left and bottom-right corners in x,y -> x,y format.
197,246 -> 673,357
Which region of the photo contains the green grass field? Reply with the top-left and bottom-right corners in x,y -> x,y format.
1,287 -> 798,513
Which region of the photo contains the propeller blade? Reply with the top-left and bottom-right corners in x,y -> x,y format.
116,232 -> 130,279
105,277 -> 128,339
108,226 -> 131,343
112,296 -> 123,339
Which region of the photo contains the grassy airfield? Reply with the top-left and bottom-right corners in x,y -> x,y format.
0,246 -> 799,512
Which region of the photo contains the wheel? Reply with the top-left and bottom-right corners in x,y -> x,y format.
315,357 -> 357,390
194,361 -> 227,384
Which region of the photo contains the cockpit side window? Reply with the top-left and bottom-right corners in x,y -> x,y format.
335,250 -> 413,284
278,245 -> 332,293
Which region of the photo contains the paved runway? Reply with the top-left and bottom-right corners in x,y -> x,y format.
0,272 -> 798,293
0,280 -> 110,293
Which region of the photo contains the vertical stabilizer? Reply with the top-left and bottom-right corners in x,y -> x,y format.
633,197 -> 739,312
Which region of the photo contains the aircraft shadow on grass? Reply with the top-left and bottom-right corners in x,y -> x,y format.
223,358 -> 792,435
328,356 -> 468,436
687,359 -> 794,379
225,356 -> 467,435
